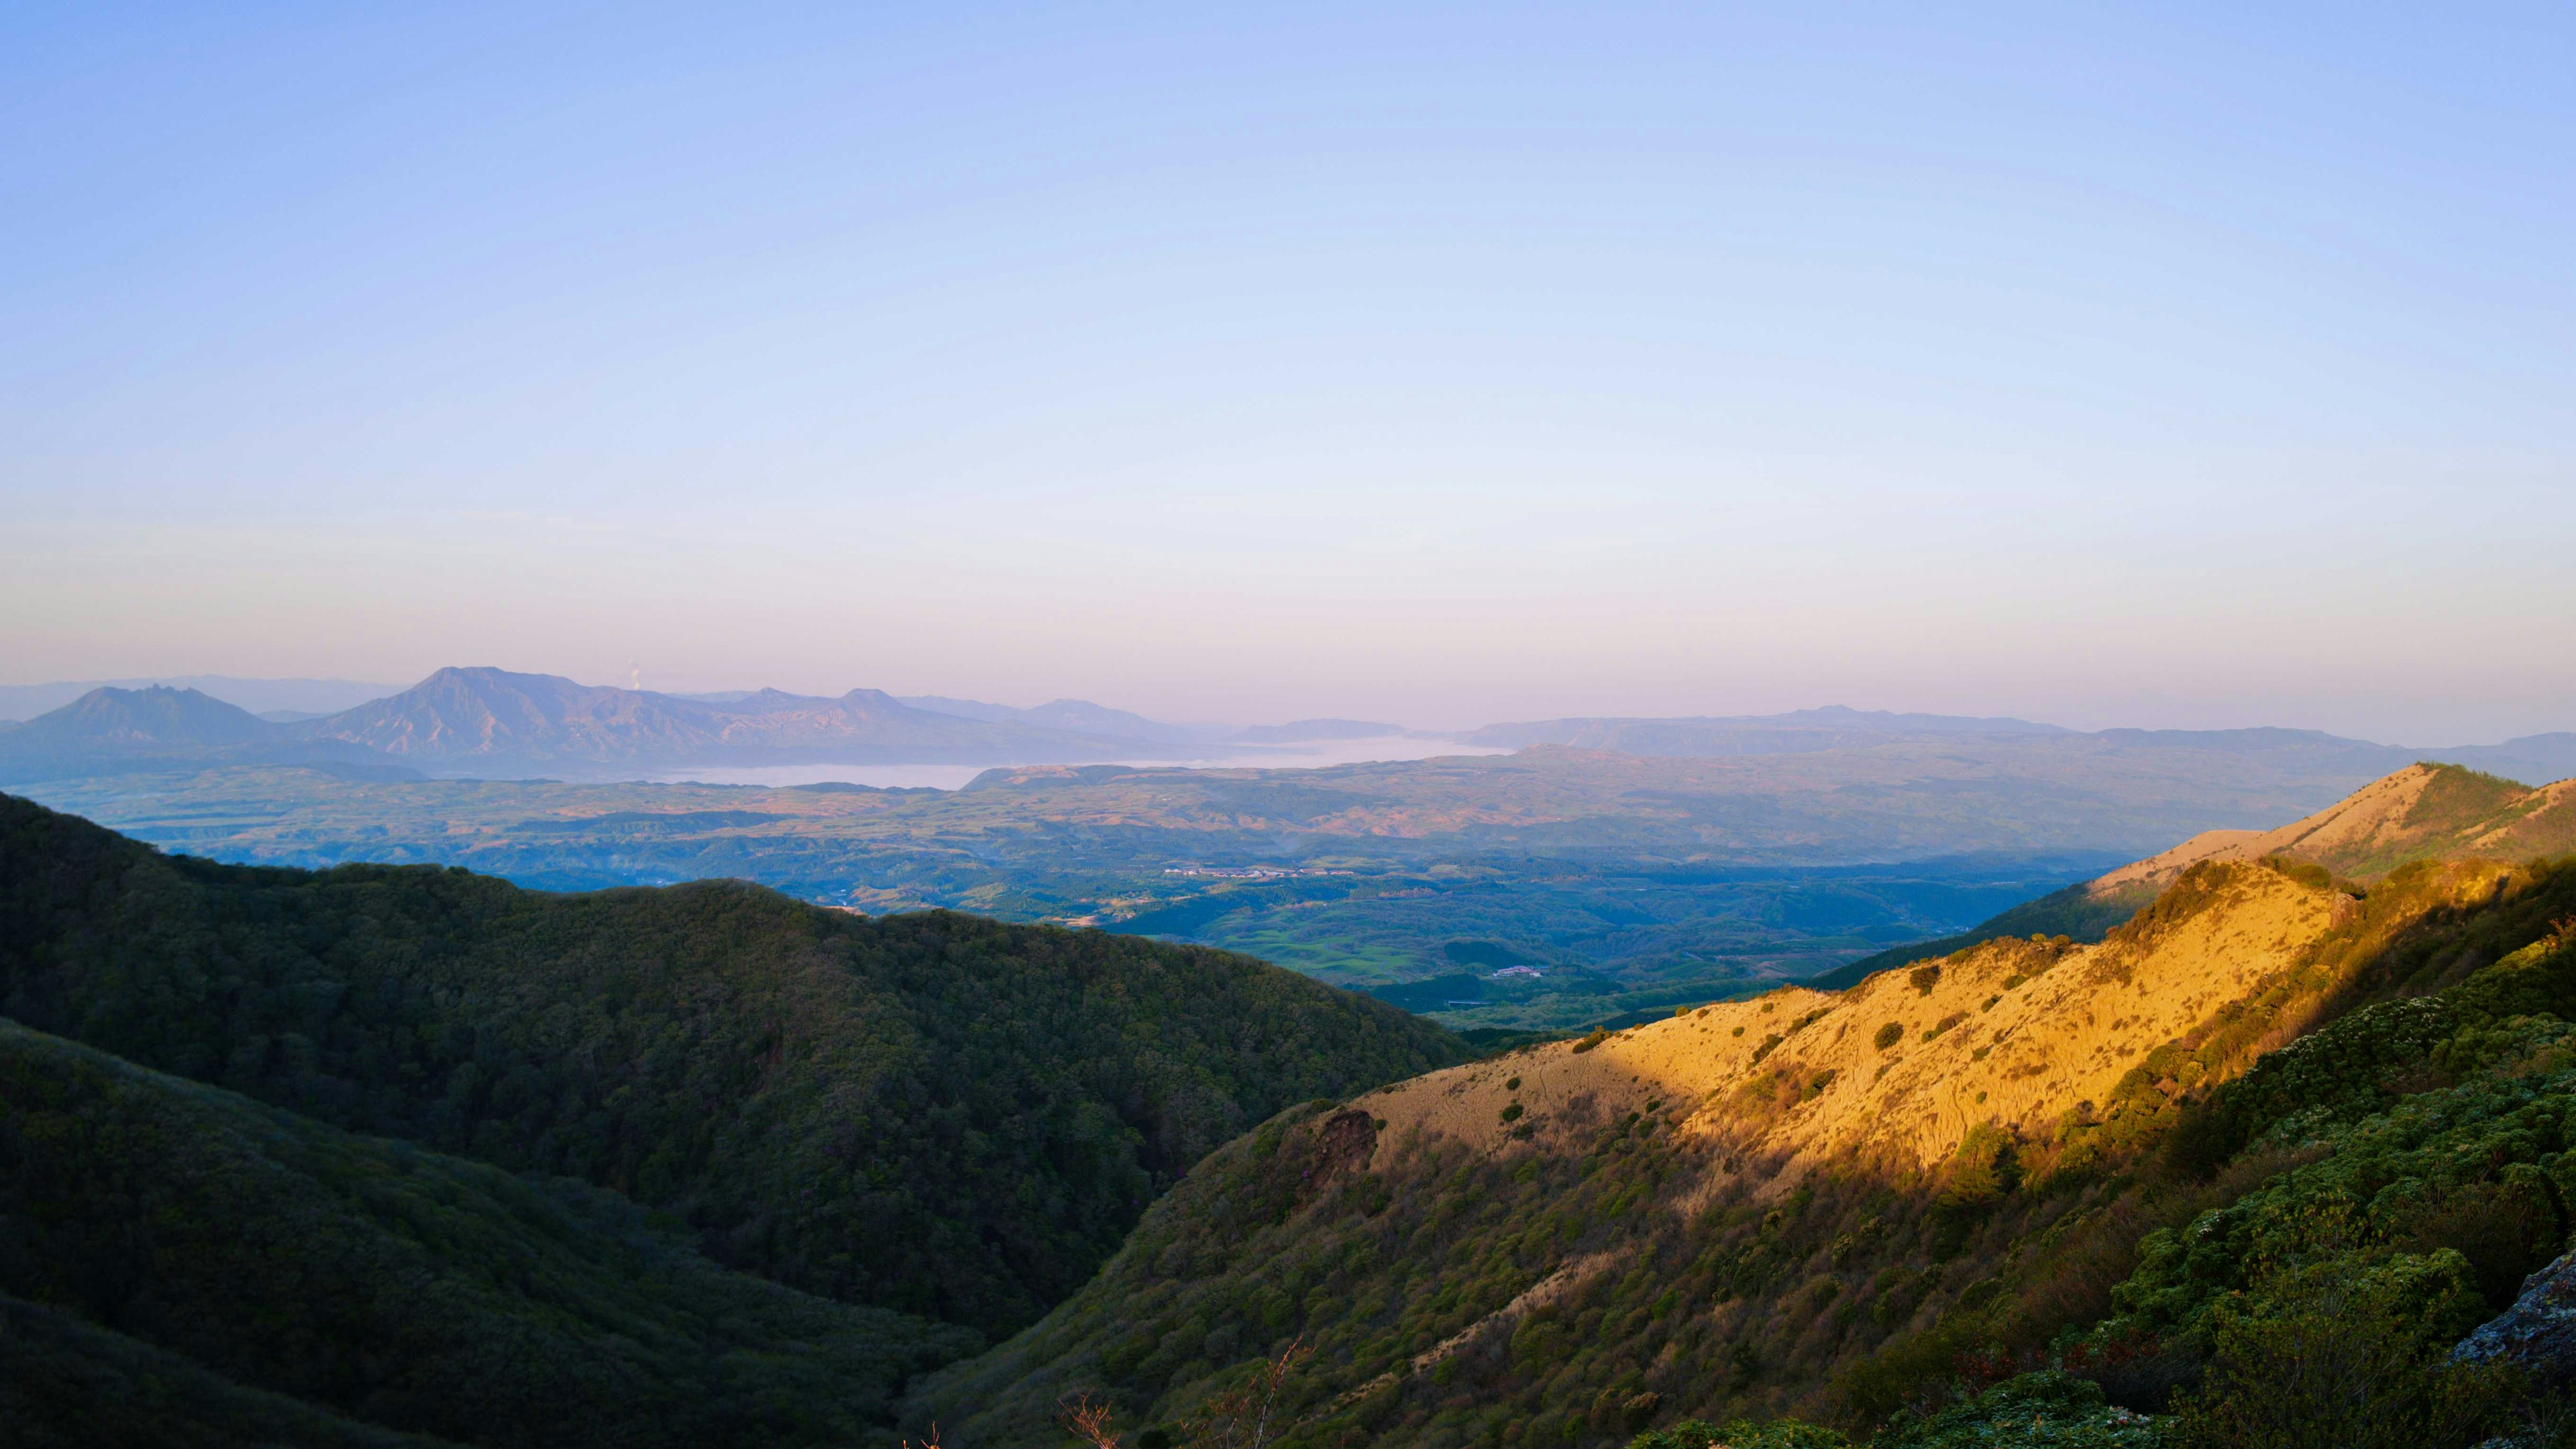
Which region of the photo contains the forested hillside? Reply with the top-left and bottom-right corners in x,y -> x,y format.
0,1019 -> 972,1447
0,792 -> 1464,1343
918,835 -> 2576,1446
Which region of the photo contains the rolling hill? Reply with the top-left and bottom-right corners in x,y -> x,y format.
1464,706 -> 2072,753
1467,709 -> 2576,786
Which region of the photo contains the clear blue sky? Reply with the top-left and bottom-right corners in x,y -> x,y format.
4,2 -> 2571,740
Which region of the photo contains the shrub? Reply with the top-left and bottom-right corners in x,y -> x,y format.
1879,1371 -> 2169,1448
1627,1419 -> 1850,1449
2169,1263 -> 2516,1449
1874,1022 -> 1905,1051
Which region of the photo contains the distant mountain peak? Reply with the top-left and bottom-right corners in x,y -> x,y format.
14,685 -> 275,747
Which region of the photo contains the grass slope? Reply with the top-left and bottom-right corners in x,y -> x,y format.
0,1020 -> 969,1447
0,791 -> 1466,1342
1801,880 -> 2156,991
916,853 -> 2576,1447
1807,762 -> 2576,994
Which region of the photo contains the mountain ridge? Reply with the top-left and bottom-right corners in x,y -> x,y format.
293,667 -> 1197,774
1807,761 -> 2576,989
915,796 -> 2576,1444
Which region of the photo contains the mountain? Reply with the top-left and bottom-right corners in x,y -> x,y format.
293,667 -> 733,764
1228,718 -> 1426,743
1808,760 -> 2576,988
898,694 -> 1222,745
0,1018 -> 971,1448
2092,759 -> 2576,889
7,683 -> 274,747
2436,730 -> 2576,785
291,667 -> 1208,776
0,675 -> 400,723
0,686 -> 414,785
914,816 -> 2576,1445
1467,706 -> 2073,753
0,792 -> 1464,1350
1468,710 -> 2576,791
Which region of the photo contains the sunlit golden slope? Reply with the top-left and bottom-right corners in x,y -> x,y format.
2092,761 -> 2574,892
1360,859 -> 2346,1187
914,813 -> 2547,1444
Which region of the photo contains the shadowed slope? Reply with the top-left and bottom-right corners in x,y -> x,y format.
0,1019 -> 971,1448
0,792 -> 1466,1340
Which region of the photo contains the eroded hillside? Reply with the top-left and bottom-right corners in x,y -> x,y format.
915,845 -> 2547,1446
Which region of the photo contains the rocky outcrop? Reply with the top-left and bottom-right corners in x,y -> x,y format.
2453,1249 -> 2576,1389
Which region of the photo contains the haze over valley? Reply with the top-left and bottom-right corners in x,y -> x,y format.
9,667 -> 2573,1035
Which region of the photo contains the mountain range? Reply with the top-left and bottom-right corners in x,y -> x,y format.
894,694 -> 1229,745
1471,707 -> 2576,784
300,667 -> 1192,771
0,669 -> 1218,783
7,669 -> 2572,790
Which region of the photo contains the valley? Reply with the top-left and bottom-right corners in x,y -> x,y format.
15,681 -> 2563,1032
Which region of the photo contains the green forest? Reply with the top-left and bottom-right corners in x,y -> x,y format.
0,791 -> 1464,1444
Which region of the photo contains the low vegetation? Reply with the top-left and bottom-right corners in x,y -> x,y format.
918,848 -> 2576,1447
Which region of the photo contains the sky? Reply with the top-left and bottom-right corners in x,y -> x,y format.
3,2 -> 2571,743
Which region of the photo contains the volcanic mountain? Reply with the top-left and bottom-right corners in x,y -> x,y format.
285,667 -> 1206,776
0,686 -> 407,784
